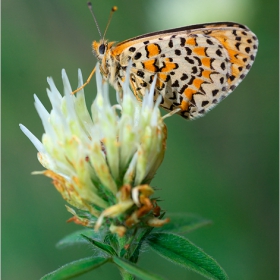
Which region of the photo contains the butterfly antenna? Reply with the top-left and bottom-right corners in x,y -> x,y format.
103,6 -> 118,40
87,2 -> 102,38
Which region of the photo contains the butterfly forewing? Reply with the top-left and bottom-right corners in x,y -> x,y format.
110,22 -> 258,119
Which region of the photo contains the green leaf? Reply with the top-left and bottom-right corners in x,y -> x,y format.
40,256 -> 109,280
154,213 -> 211,234
56,229 -> 100,249
112,256 -> 165,280
81,234 -> 117,256
147,233 -> 228,280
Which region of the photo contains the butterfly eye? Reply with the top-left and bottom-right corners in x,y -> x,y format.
99,44 -> 106,55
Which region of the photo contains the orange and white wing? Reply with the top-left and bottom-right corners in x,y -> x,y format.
111,22 -> 258,119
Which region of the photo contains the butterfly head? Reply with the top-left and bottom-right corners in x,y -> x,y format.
92,40 -> 108,60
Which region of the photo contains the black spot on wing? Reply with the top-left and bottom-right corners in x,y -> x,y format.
175,49 -> 181,56
148,75 -> 154,84
180,73 -> 188,81
180,37 -> 186,46
134,52 -> 142,60
171,80 -> 180,87
137,70 -> 145,78
168,40 -> 173,48
202,100 -> 209,107
185,47 -> 192,55
220,62 -> 226,70
235,43 -> 241,50
245,47 -> 251,53
197,67 -> 203,77
187,76 -> 195,85
191,67 -> 198,74
169,91 -> 178,100
193,56 -> 202,66
179,84 -> 188,95
212,89 -> 218,96
216,49 -> 222,57
185,57 -> 195,64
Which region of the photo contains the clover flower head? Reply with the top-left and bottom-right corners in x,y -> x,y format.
20,65 -> 169,235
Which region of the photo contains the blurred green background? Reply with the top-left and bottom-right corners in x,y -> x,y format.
2,0 -> 278,279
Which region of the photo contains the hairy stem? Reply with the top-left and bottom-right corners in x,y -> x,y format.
120,268 -> 135,280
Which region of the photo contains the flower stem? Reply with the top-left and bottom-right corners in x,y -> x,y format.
120,268 -> 135,280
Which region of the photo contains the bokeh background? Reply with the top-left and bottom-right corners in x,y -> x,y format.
2,0 -> 278,279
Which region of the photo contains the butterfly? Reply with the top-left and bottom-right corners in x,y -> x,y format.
74,7 -> 258,120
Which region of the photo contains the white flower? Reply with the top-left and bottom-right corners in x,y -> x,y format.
20,65 -> 169,234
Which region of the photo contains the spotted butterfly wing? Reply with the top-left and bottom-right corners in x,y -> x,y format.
109,22 -> 258,119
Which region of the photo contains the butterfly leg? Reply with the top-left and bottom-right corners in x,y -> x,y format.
129,74 -> 143,102
162,108 -> 182,120
71,67 -> 96,95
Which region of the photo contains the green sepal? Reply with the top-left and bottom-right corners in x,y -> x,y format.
104,233 -> 119,254
56,229 -> 100,249
40,256 -> 109,280
154,213 -> 211,234
67,207 -> 97,221
81,234 -> 117,256
128,227 -> 154,263
112,256 -> 165,280
147,233 -> 228,280
120,245 -> 128,259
